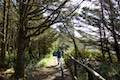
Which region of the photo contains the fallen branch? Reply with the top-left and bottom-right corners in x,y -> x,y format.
68,55 -> 106,80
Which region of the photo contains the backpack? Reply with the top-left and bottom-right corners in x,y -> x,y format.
56,50 -> 62,58
53,51 -> 57,56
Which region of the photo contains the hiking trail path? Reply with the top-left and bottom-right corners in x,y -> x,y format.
31,58 -> 72,80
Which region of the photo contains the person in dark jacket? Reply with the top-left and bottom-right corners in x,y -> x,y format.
56,48 -> 63,65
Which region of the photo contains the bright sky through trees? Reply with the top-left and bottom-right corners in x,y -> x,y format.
72,0 -> 100,37
52,0 -> 99,37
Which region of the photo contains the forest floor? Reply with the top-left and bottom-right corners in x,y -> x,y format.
31,58 -> 72,80
0,57 -> 72,80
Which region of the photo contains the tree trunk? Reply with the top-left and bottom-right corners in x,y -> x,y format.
5,0 -> 10,52
98,23 -> 105,61
108,0 -> 120,62
15,0 -> 29,79
63,24 -> 80,78
0,0 -> 6,68
15,28 -> 26,79
100,0 -> 120,62
114,39 -> 120,62
107,47 -> 112,63
0,42 -> 5,68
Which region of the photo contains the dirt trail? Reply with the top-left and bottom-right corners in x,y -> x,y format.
31,59 -> 72,80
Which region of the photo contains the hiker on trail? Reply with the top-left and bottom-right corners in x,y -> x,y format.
57,48 -> 63,65
53,47 -> 63,65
